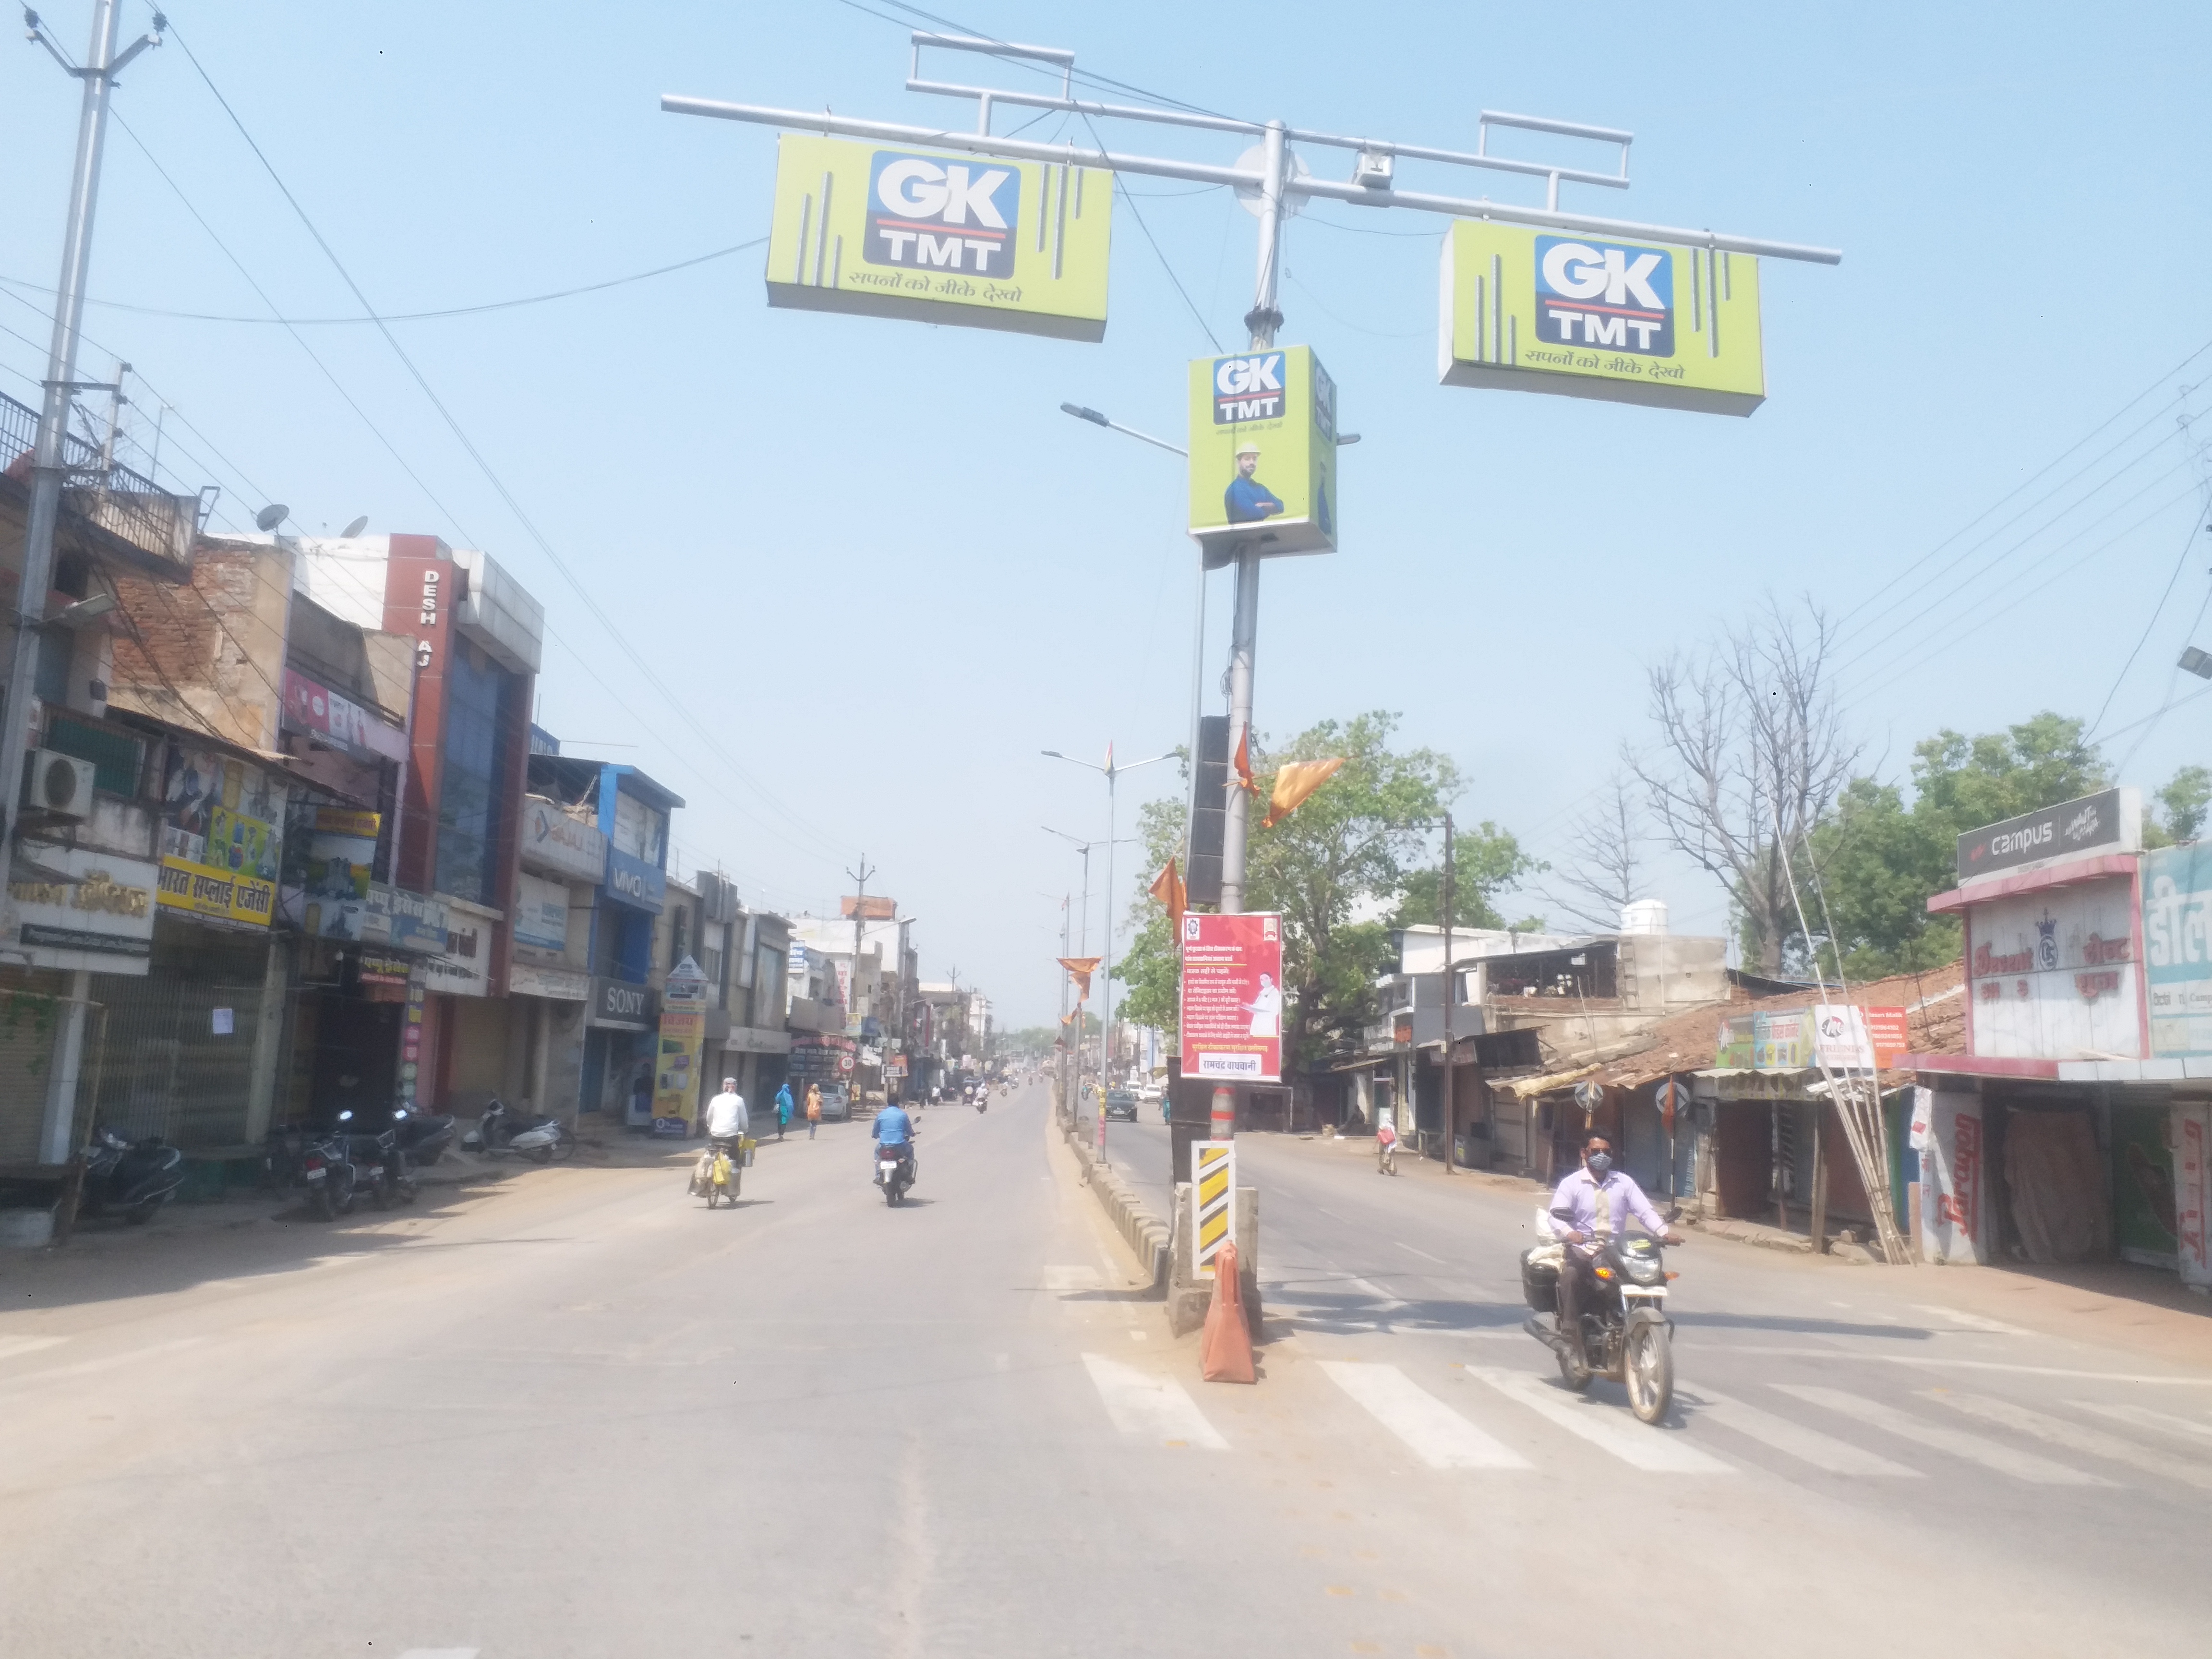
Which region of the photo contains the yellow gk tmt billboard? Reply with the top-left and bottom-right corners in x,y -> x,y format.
1186,345 -> 1338,559
765,134 -> 1111,341
1439,221 -> 1765,416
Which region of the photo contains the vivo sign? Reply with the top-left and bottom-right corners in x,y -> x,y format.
604,845 -> 665,913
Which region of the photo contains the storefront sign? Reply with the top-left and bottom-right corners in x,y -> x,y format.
513,871 -> 571,954
357,952 -> 413,988
419,913 -> 490,998
589,975 -> 659,1030
1811,1005 -> 1874,1070
1752,1010 -> 1810,1070
1967,877 -> 2142,1059
508,961 -> 589,1001
604,845 -> 666,913
157,745 -> 282,928
1918,1091 -> 1987,1266
722,1024 -> 792,1055
2176,1104 -> 2212,1290
2143,843 -> 2212,1056
397,978 -> 428,1112
652,956 -> 709,1136
1179,911 -> 1285,1082
9,844 -> 156,973
1713,1013 -> 1755,1069
1864,1006 -> 1911,1066
1186,345 -> 1338,558
360,884 -> 449,954
765,134 -> 1112,341
1958,787 -> 2136,882
301,806 -> 381,940
281,667 -> 407,761
519,794 -> 608,883
1439,221 -> 1766,416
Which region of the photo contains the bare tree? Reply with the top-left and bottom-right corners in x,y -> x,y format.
1541,772 -> 1645,931
1626,601 -> 1859,975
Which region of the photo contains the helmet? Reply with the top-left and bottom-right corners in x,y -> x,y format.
1234,438 -> 1261,457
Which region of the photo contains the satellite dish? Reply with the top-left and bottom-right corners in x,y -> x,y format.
254,504 -> 289,532
340,515 -> 368,538
1234,143 -> 1310,219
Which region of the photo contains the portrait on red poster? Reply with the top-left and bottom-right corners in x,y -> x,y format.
1179,912 -> 1284,1083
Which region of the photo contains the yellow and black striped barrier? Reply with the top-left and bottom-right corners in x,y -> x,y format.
1192,1140 -> 1236,1278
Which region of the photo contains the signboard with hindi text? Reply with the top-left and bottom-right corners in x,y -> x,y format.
156,746 -> 282,929
653,957 -> 709,1137
766,134 -> 1112,341
1439,220 -> 1765,416
1186,345 -> 1338,559
1178,912 -> 1284,1083
2143,843 -> 2212,1056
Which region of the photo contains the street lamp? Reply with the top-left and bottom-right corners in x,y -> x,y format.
1044,745 -> 1174,1152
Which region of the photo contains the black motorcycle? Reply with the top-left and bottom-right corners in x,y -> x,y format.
331,1109 -> 418,1210
265,1121 -> 359,1221
76,1127 -> 185,1225
874,1141 -> 915,1206
1522,1220 -> 1677,1424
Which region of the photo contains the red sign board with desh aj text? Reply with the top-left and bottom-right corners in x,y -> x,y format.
1179,912 -> 1285,1083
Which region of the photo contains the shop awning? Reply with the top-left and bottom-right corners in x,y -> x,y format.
1906,1052 -> 2212,1084
1498,1062 -> 1600,1100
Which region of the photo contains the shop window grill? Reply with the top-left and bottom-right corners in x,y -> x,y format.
85,974 -> 265,1149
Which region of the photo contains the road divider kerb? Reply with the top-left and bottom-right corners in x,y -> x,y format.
1058,1115 -> 1170,1298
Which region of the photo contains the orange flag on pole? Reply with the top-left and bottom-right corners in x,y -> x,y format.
1058,956 -> 1102,998
1149,856 -> 1187,934
1232,726 -> 1261,796
1262,757 -> 1346,829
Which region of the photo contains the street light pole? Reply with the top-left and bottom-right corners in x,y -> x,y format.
4,3 -> 164,865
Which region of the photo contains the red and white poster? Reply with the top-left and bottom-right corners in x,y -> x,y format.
1179,912 -> 1284,1083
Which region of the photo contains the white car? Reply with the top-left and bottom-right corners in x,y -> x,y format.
1137,1083 -> 1163,1103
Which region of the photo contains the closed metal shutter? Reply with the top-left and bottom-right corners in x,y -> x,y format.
81,924 -> 270,1149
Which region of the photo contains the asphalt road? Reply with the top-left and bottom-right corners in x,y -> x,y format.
4,1085 -> 2211,1657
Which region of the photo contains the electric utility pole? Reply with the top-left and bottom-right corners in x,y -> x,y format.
1440,811 -> 1456,1175
846,855 -> 876,1029
5,4 -> 165,861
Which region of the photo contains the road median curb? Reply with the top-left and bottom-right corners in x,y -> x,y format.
1058,1116 -> 1170,1298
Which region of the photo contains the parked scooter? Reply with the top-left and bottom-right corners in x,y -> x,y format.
76,1127 -> 185,1225
463,1097 -> 573,1164
1521,1205 -> 1679,1423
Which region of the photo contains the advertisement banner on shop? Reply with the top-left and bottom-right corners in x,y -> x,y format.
2142,843 -> 2212,1056
301,806 -> 380,941
1967,876 -> 2141,1058
519,794 -> 608,883
157,746 -> 282,928
765,134 -> 1112,341
513,871 -> 572,954
1958,787 -> 2137,882
1752,1010 -> 1810,1070
1186,345 -> 1338,558
1919,1092 -> 1988,1265
1439,221 -> 1766,416
281,668 -> 407,762
1179,912 -> 1285,1082
9,842 -> 156,973
652,956 -> 709,1136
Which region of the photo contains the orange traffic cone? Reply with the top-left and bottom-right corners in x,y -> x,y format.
1200,1239 -> 1256,1384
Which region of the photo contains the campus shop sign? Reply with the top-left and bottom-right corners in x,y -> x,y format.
764,134 -> 1112,340
1438,221 -> 1765,416
1178,911 -> 1285,1083
2143,842 -> 2212,1057
1957,787 -> 2137,882
1186,345 -> 1338,559
156,746 -> 282,928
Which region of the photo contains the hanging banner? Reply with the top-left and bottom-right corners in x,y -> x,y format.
653,956 -> 709,1137
1186,345 -> 1338,559
1439,221 -> 1765,416
156,746 -> 282,928
765,134 -> 1112,341
301,806 -> 380,941
1178,911 -> 1285,1082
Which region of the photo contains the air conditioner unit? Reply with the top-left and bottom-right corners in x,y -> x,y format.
30,750 -> 96,819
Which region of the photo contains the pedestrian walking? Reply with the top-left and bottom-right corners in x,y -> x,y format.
775,1080 -> 793,1142
805,1083 -> 822,1139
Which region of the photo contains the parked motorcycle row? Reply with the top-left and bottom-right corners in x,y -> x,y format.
264,1104 -> 452,1221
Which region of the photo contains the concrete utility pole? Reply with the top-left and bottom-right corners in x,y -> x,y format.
4,3 -> 165,862
847,854 -> 876,1034
1440,810 -> 1455,1175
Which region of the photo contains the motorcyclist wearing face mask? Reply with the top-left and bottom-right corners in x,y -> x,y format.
1548,1132 -> 1682,1361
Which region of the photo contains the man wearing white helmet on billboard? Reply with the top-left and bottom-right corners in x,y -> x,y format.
1223,436 -> 1284,525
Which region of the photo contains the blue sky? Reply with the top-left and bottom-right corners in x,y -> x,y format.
4,1 -> 2207,1025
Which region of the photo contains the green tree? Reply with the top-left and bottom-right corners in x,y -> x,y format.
1390,822 -> 1547,932
1112,794 -> 1189,1038
2154,764 -> 2212,845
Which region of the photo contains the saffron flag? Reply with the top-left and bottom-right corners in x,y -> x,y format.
1232,726 -> 1261,796
1149,856 -> 1187,934
1058,956 -> 1102,998
1262,757 -> 1346,829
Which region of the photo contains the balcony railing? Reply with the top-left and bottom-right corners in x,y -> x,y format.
1,388 -> 199,573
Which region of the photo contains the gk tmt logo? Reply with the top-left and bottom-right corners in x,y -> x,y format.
1213,352 -> 1286,424
865,150 -> 1021,275
1533,235 -> 1675,357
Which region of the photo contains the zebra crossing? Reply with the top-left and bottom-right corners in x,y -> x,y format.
1079,1351 -> 2212,1493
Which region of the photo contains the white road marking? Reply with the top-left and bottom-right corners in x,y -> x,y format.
1319,1361 -> 1529,1470
1924,1392 -> 2212,1490
1465,1367 -> 1735,1474
1776,1385 -> 2110,1485
1397,1242 -> 1445,1264
1678,1384 -> 1920,1477
0,1335 -> 67,1362
1348,1275 -> 1407,1310
1912,1304 -> 2034,1336
1042,1265 -> 1103,1291
1704,1346 -> 2212,1383
1082,1353 -> 1229,1450
2071,1399 -> 2212,1444
400,1650 -> 480,1658
0,1336 -> 204,1389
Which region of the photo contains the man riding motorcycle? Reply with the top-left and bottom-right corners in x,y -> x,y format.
1549,1131 -> 1681,1367
872,1098 -> 917,1186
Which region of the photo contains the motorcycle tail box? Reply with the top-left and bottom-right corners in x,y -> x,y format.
1519,1243 -> 1563,1312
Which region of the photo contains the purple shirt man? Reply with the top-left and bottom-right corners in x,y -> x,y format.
1549,1165 -> 1667,1242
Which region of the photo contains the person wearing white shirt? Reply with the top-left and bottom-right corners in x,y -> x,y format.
705,1079 -> 748,1145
